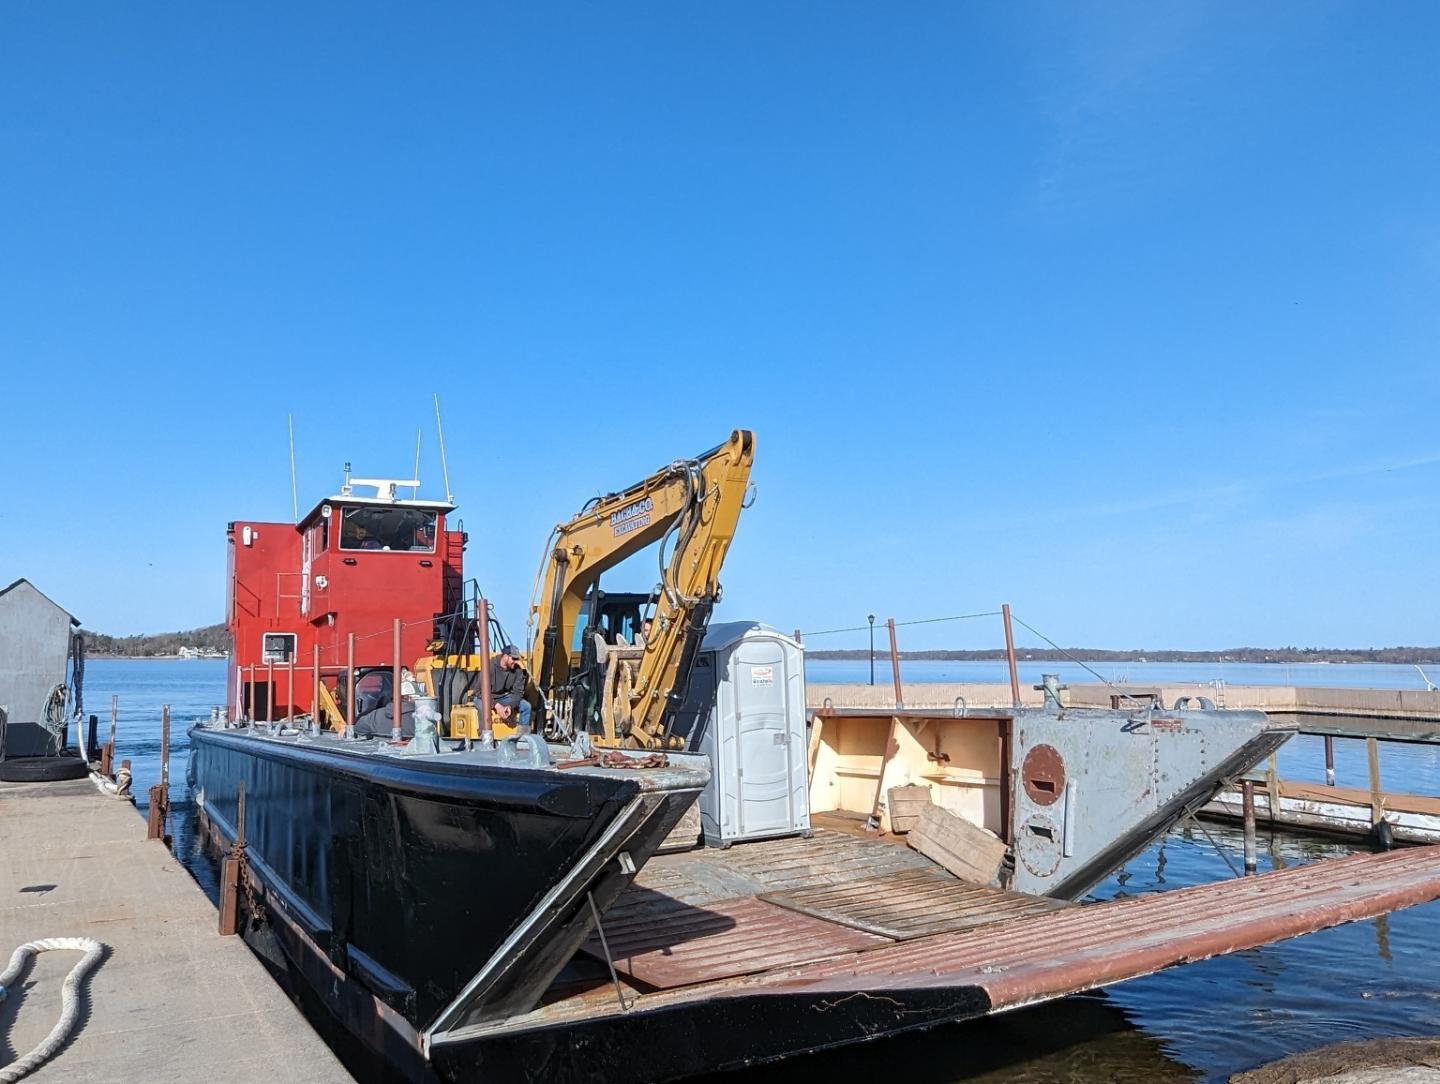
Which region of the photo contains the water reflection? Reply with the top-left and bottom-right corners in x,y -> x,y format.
696,995 -> 1199,1084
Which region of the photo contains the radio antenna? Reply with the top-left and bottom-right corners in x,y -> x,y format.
288,414 -> 299,521
412,428 -> 423,498
434,393 -> 454,503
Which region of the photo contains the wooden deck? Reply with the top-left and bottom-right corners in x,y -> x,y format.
579,830 -> 1059,991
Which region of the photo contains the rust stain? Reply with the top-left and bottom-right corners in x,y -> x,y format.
580,895 -> 891,989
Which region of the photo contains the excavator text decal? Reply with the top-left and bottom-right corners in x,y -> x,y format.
611,497 -> 654,538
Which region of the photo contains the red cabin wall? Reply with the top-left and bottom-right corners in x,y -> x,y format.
226,511 -> 464,722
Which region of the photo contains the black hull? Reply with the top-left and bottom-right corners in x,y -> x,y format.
188,726 -> 704,1079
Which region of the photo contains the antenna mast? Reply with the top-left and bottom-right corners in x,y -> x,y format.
412,428 -> 423,498
288,414 -> 299,521
434,393 -> 454,503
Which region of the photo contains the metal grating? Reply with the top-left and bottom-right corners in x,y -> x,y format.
760,867 -> 1067,939
581,894 -> 891,990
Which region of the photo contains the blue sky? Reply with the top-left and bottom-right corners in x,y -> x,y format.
2,4 -> 1437,651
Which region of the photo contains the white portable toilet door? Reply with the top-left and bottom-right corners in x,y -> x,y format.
727,638 -> 796,838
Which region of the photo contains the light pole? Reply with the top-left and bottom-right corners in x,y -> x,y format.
868,614 -> 876,685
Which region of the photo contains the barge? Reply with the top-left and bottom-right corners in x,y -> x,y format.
189,434 -> 1440,1081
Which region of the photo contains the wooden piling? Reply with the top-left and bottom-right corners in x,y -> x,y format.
1241,779 -> 1257,874
1002,603 -> 1021,708
146,706 -> 171,842
1368,737 -> 1384,826
1324,734 -> 1336,786
102,694 -> 118,776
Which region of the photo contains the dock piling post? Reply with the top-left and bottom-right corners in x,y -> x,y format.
886,617 -> 904,711
102,694 -> 118,776
1002,604 -> 1021,708
1265,754 -> 1280,825
1367,737 -> 1383,826
148,706 -> 171,843
1241,779 -> 1258,874
286,658 -> 295,728
219,782 -> 248,936
1325,734 -> 1336,787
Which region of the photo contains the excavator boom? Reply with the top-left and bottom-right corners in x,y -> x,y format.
528,429 -> 755,748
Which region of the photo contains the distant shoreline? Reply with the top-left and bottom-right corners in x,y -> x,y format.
89,654 -> 229,661
807,649 -> 1440,665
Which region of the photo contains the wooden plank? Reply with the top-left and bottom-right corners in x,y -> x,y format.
906,804 -> 1006,885
887,784 -> 932,834
1256,780 -> 1440,818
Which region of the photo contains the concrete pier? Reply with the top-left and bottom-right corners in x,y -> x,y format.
0,778 -> 351,1082
808,682 -> 1440,727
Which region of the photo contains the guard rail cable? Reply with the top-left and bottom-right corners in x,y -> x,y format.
0,937 -> 106,1082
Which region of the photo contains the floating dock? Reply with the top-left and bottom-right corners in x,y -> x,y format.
0,778 -> 351,1082
809,681 -> 1440,724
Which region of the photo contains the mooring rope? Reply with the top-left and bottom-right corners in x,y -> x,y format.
0,938 -> 106,1082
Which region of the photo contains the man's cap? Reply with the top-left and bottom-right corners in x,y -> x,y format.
500,644 -> 521,657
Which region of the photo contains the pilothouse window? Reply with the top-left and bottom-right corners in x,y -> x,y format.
263,633 -> 297,663
339,506 -> 437,552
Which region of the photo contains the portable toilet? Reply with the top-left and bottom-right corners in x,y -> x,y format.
677,621 -> 810,848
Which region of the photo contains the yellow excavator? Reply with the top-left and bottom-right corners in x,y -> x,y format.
528,429 -> 755,748
412,430 -> 755,749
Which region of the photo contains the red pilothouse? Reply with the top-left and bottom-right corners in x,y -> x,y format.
226,469 -> 464,721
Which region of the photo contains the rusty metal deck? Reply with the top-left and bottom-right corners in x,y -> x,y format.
631,827 -> 950,906
759,866 -> 1068,939
580,893 -> 891,989
492,844 -> 1440,1047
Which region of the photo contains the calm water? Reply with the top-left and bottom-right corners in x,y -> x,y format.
92,657 -> 1440,1083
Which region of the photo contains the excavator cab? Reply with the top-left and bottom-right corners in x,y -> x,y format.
565,589 -> 657,734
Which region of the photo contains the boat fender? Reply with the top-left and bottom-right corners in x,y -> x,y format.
1372,819 -> 1395,851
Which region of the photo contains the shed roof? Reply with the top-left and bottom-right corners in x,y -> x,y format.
0,578 -> 81,626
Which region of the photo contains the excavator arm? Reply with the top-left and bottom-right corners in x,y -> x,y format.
527,429 -> 755,748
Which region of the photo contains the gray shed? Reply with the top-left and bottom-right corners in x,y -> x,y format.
0,579 -> 80,725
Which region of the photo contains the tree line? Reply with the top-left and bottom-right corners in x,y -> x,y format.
84,623 -> 232,657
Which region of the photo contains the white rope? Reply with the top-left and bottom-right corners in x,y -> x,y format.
0,938 -> 106,1083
